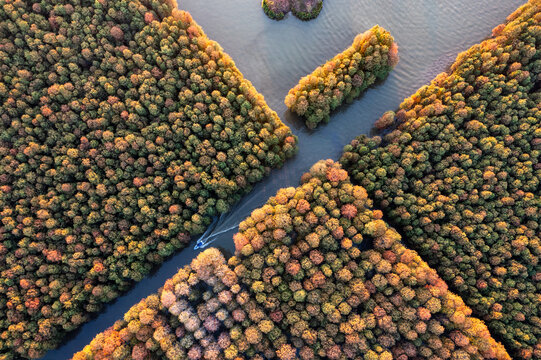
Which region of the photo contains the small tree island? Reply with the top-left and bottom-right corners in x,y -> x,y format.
262,0 -> 323,21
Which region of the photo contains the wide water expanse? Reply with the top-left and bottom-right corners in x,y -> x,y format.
43,1 -> 524,358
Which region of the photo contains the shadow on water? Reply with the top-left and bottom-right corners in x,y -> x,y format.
283,108 -> 313,133
42,0 -> 526,358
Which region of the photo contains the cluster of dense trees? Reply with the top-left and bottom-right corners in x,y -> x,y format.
73,248 -> 287,360
285,26 -> 399,129
0,0 -> 296,357
262,0 -> 323,21
74,160 -> 509,359
230,160 -> 508,359
340,1 -> 541,358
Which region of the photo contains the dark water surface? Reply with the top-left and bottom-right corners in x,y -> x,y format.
42,1 -> 524,358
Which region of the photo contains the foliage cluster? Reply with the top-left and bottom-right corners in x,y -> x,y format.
72,248 -> 287,360
262,0 -> 323,21
340,1 -> 541,357
230,160 -> 508,359
74,161 -> 510,360
0,0 -> 296,357
285,26 -> 399,129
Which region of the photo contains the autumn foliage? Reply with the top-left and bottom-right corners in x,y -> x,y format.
340,1 -> 541,357
74,161 -> 510,359
72,248 -> 287,360
0,0 -> 296,357
230,160 -> 509,359
285,25 -> 399,129
262,0 -> 323,21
